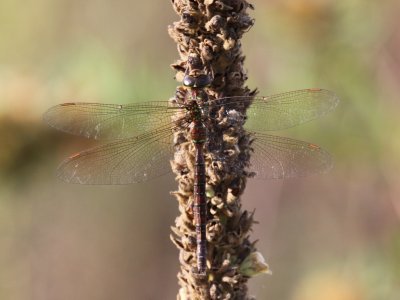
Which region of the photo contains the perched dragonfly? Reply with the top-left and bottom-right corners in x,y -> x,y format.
44,73 -> 338,274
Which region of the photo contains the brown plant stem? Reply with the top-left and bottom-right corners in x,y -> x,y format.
168,1 -> 268,299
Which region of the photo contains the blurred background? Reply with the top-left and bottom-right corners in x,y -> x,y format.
1,0 -> 399,299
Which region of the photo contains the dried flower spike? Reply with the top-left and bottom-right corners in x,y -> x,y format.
169,0 -> 264,299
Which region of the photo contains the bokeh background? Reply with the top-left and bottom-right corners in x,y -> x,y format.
1,0 -> 399,299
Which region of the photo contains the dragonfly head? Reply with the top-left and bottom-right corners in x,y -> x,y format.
183,73 -> 212,89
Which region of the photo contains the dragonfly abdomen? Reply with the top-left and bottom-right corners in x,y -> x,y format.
190,109 -> 207,143
193,136 -> 207,274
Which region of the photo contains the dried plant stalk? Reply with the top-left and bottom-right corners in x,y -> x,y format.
168,1 -> 269,299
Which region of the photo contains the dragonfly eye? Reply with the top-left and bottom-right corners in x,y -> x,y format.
183,75 -> 196,87
183,74 -> 212,88
196,74 -> 212,88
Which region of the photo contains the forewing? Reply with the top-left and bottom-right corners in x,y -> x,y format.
247,89 -> 339,131
44,101 -> 177,140
57,126 -> 174,184
212,89 -> 338,131
249,133 -> 333,179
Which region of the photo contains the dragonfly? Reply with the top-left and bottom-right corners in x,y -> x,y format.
44,73 -> 338,274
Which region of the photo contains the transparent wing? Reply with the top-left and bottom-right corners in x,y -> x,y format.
44,101 -> 179,140
249,133 -> 333,179
57,125 -> 175,184
212,89 -> 339,131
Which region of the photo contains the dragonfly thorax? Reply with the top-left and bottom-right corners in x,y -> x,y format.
185,100 -> 206,123
184,101 -> 207,145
